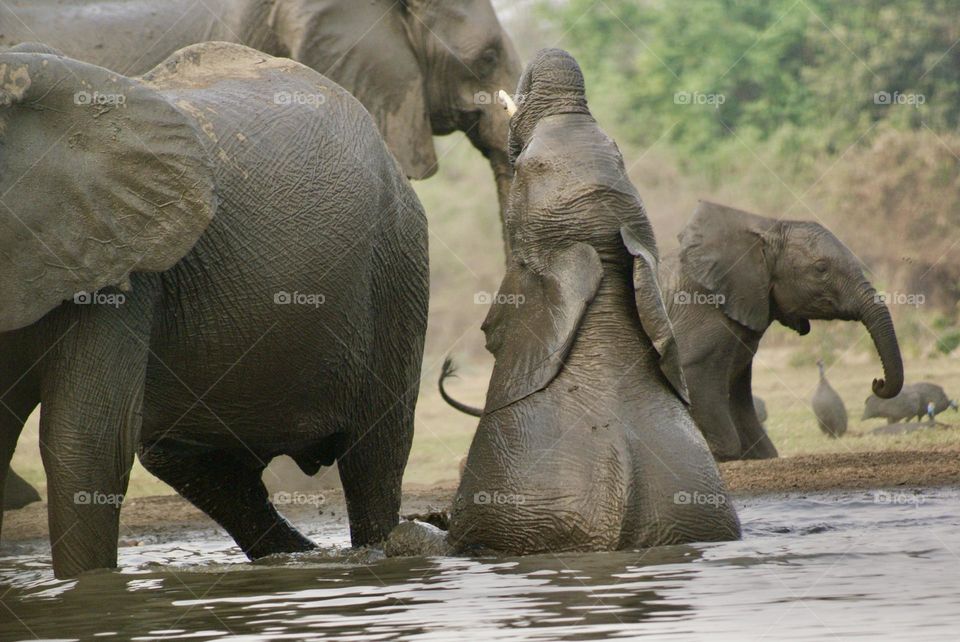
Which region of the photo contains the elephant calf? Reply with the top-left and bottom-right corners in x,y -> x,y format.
660,203 -> 904,460
444,49 -> 740,554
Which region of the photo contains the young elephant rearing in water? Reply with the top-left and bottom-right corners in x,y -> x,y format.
442,49 -> 740,554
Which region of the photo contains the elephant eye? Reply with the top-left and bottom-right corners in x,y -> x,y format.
815,259 -> 829,274
473,47 -> 499,75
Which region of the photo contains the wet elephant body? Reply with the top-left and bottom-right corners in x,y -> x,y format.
0,43 -> 428,577
2,0 -> 522,238
447,50 -> 740,555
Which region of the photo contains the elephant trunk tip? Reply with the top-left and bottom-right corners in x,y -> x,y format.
872,375 -> 903,399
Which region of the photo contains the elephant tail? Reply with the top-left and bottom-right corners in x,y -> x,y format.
439,358 -> 484,417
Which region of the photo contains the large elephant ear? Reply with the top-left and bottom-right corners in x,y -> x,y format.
621,225 -> 690,404
277,0 -> 437,179
678,201 -> 777,332
482,243 -> 603,413
0,51 -> 216,332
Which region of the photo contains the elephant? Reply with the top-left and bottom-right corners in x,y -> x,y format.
660,202 -> 903,461
1,0 -> 522,249
441,49 -> 741,555
0,42 -> 428,577
812,360 -> 847,438
4,470 -> 41,511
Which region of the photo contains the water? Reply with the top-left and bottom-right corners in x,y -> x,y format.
2,488 -> 958,641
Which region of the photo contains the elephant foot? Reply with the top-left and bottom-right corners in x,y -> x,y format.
384,520 -> 452,557
246,516 -> 318,560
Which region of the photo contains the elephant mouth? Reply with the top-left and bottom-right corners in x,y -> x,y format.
778,313 -> 811,335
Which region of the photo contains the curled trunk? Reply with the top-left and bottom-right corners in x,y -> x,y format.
859,288 -> 904,399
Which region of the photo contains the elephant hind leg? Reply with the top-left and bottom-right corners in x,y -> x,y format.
139,440 -> 316,559
730,369 -> 777,459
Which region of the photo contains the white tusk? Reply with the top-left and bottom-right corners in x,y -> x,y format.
497,90 -> 518,116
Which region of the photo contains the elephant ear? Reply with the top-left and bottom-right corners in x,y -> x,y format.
621,225 -> 690,404
678,201 -> 777,332
0,51 -> 216,332
277,0 -> 437,179
481,243 -> 603,413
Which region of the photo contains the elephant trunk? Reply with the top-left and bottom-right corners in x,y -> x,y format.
858,286 -> 903,399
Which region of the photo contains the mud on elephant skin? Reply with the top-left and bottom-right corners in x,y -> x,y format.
1,0 -> 522,248
0,42 -> 428,577
440,49 -> 740,555
661,202 -> 903,461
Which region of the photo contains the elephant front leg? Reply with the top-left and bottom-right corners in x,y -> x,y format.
38,295 -> 155,578
0,359 -> 41,539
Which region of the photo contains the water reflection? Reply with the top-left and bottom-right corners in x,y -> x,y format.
1,488 -> 958,640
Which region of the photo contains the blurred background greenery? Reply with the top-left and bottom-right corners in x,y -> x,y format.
10,0 -> 960,496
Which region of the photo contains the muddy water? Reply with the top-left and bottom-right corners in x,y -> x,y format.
1,488 -> 958,640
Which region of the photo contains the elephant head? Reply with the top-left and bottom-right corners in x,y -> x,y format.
274,0 -> 521,246
680,202 -> 903,398
0,47 -> 216,331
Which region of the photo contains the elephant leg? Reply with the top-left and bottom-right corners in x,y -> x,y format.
38,290 -> 155,578
337,394 -> 415,548
139,441 -> 316,559
0,362 -> 40,535
685,368 -> 742,461
730,367 -> 778,459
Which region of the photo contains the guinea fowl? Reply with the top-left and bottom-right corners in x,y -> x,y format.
812,360 -> 847,438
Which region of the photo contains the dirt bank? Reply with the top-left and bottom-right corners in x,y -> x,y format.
3,449 -> 958,543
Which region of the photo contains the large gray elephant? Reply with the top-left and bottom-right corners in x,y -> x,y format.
442,50 -> 740,554
1,0 -> 521,247
661,202 -> 904,460
0,42 -> 428,577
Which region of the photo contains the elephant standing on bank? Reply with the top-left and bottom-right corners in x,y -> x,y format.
442,50 -> 740,554
1,0 -> 522,246
661,203 -> 903,460
0,42 -> 428,577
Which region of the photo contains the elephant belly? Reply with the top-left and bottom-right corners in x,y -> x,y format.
451,388 -> 630,553
451,370 -> 740,553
